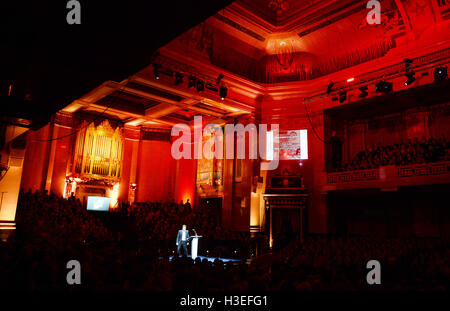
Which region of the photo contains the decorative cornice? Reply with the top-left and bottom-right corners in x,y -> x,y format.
298,1 -> 367,37
214,13 -> 266,42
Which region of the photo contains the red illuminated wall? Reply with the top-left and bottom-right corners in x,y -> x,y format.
49,126 -> 72,196
21,124 -> 51,192
118,127 -> 140,202
135,139 -> 176,202
119,138 -> 134,202
174,158 -> 197,206
20,123 -> 72,196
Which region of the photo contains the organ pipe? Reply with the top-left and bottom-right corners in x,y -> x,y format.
73,120 -> 123,179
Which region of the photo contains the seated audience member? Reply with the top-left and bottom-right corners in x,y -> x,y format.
336,136 -> 450,171
1,190 -> 448,291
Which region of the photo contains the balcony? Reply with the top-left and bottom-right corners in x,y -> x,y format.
325,161 -> 450,191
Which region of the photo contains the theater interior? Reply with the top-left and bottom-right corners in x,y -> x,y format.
0,0 -> 449,292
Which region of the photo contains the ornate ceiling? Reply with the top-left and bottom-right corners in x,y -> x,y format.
161,0 -> 448,83
236,0 -> 328,27
63,0 -> 450,128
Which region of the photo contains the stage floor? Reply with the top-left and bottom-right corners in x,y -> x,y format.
168,255 -> 242,263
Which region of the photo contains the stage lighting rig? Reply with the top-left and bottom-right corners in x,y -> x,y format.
196,79 -> 205,92
219,86 -> 228,100
327,81 -> 334,94
433,66 -> 448,82
376,81 -> 393,94
338,90 -> 347,103
153,67 -> 160,80
404,70 -> 416,86
188,76 -> 197,88
403,58 -> 413,69
174,72 -> 183,85
216,73 -> 224,84
359,86 -> 369,98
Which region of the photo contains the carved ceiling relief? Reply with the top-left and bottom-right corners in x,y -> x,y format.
401,0 -> 439,38
166,0 -> 442,83
359,7 -> 405,36
268,0 -> 290,16
179,22 -> 215,59
275,39 -> 295,70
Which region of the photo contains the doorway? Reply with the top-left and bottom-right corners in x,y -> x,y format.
199,197 -> 222,227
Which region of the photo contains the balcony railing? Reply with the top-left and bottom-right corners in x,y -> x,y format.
397,161 -> 450,178
327,169 -> 379,184
327,161 -> 450,185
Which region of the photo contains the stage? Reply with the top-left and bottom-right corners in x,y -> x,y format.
168,255 -> 242,264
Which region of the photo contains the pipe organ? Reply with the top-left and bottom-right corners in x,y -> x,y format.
73,120 -> 123,179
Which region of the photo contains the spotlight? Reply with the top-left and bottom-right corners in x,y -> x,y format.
196,79 -> 204,92
404,58 -> 413,69
338,90 -> 347,103
433,66 -> 448,82
153,68 -> 160,80
188,76 -> 196,88
217,73 -> 224,84
174,72 -> 183,86
219,86 -> 228,100
376,81 -> 393,94
327,81 -> 334,94
358,86 -> 368,98
404,70 -> 416,86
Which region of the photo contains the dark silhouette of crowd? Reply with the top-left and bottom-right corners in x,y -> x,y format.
262,236 -> 449,291
0,190 -> 448,291
339,136 -> 450,171
118,200 -> 257,258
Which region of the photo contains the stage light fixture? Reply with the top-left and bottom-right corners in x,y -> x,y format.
327,81 -> 334,94
196,79 -> 205,92
433,66 -> 448,82
358,86 -> 368,98
404,58 -> 413,69
219,86 -> 228,100
216,73 -> 224,84
338,90 -> 347,103
404,70 -> 416,86
376,81 -> 393,94
188,76 -> 196,88
174,72 -> 183,86
153,68 -> 160,80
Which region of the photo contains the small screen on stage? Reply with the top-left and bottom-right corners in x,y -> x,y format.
279,129 -> 308,160
86,196 -> 110,211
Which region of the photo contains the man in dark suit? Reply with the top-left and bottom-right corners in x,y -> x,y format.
176,224 -> 190,256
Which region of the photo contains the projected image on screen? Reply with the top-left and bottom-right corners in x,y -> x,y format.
279,130 -> 308,160
87,196 -> 110,211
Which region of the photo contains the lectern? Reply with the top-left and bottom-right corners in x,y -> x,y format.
189,235 -> 202,260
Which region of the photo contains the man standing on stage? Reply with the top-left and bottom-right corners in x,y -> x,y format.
176,224 -> 190,256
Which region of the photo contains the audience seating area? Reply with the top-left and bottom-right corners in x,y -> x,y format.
0,190 -> 448,291
118,200 -> 258,259
339,136 -> 450,172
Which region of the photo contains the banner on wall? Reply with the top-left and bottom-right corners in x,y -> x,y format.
279,130 -> 308,160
